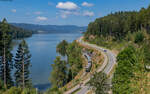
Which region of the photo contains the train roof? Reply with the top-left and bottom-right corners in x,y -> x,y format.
83,53 -> 91,61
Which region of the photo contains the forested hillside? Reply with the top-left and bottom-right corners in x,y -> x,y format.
84,5 -> 150,42
84,5 -> 150,94
9,24 -> 33,39
0,19 -> 33,39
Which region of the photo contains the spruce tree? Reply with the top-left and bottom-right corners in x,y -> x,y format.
14,40 -> 32,89
0,18 -> 13,88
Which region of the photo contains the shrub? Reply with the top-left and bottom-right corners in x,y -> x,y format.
21,88 -> 36,94
2,87 -> 36,94
3,87 -> 22,94
134,31 -> 144,43
45,86 -> 62,94
89,72 -> 110,94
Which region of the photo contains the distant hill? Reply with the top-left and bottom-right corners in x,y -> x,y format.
9,24 -> 33,39
11,23 -> 87,34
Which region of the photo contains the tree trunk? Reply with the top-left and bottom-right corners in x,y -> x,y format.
3,38 -> 7,89
3,46 -> 6,89
22,49 -> 25,89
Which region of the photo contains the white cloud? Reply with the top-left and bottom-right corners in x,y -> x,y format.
56,2 -> 78,10
82,2 -> 94,7
36,16 -> 48,21
61,11 -> 71,19
11,9 -> 16,13
83,11 -> 94,17
59,10 -> 80,19
34,11 -> 42,15
58,10 -> 94,18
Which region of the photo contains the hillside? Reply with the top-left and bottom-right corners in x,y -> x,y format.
84,5 -> 150,50
0,20 -> 33,39
83,5 -> 150,94
9,24 -> 33,39
11,23 -> 87,34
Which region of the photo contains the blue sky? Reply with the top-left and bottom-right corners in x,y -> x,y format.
0,0 -> 150,26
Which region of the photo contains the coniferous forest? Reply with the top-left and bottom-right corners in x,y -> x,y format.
85,6 -> 150,41
0,19 -> 36,94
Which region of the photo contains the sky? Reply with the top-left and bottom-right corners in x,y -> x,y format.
0,0 -> 150,26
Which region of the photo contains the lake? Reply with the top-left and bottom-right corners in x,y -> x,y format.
12,33 -> 82,90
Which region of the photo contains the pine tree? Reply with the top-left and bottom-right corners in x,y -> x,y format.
14,40 -> 32,89
0,18 -> 13,88
50,56 -> 67,88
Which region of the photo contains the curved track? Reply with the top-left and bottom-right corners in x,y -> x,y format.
65,37 -> 116,94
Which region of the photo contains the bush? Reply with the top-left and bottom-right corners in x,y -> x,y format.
112,46 -> 137,94
21,88 -> 36,94
3,87 -> 22,94
45,86 -> 62,94
134,31 -> 144,43
89,72 -> 110,94
2,87 -> 36,94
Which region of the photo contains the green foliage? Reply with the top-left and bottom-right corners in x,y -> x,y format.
9,25 -> 32,39
144,43 -> 150,66
0,18 -> 14,88
0,20 -> 32,39
50,41 -> 82,90
2,87 -> 36,94
50,56 -> 67,88
21,88 -> 36,94
56,40 -> 68,56
14,40 -> 32,88
0,19 -> 35,93
45,86 -> 62,94
66,41 -> 83,78
84,5 -> 150,41
3,87 -> 22,94
83,4 -> 150,94
112,44 -> 150,93
0,79 -> 4,91
134,31 -> 144,43
112,46 -> 137,94
89,72 -> 110,94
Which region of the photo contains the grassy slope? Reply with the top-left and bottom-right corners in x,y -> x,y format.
84,30 -> 150,94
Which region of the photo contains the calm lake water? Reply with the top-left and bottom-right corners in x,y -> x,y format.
12,33 -> 82,90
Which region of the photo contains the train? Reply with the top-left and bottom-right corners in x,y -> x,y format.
83,52 -> 92,72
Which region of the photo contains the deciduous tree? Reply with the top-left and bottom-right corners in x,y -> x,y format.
89,72 -> 110,94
